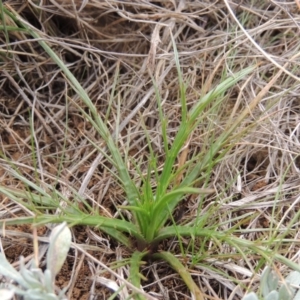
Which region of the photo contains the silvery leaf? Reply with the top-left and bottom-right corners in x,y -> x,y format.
285,271 -> 300,296
242,292 -> 259,300
20,268 -> 41,288
0,289 -> 14,300
44,269 -> 55,293
278,281 -> 293,299
265,290 -> 279,300
261,267 -> 278,297
0,253 -> 28,288
293,289 -> 300,300
46,222 -> 71,277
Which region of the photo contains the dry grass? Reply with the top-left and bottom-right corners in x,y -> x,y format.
1,1 -> 300,299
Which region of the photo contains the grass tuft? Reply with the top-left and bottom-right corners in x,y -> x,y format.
1,1 -> 300,299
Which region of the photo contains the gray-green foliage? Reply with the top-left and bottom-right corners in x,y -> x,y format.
0,222 -> 71,300
243,266 -> 300,300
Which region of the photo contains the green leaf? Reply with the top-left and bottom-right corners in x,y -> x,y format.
153,251 -> 204,300
100,226 -> 133,249
153,187 -> 213,219
154,65 -> 256,232
0,214 -> 145,244
129,251 -> 147,300
154,225 -> 215,244
9,10 -> 139,213
118,205 -> 149,215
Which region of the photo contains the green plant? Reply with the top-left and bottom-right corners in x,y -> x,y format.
1,5 -> 300,300
242,266 -> 300,300
0,223 -> 71,300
